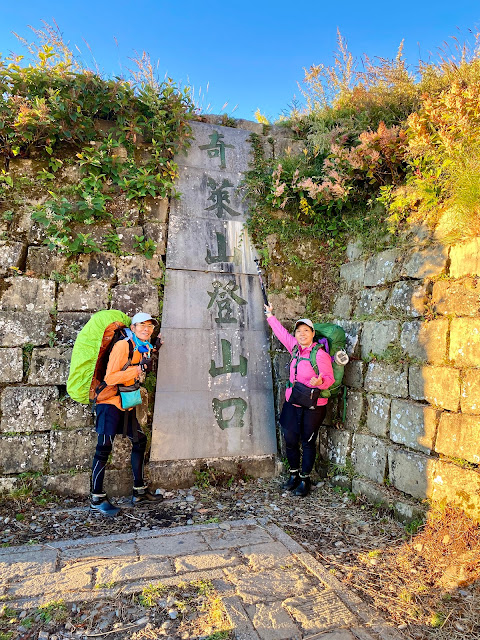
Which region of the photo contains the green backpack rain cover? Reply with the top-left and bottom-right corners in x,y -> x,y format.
67,309 -> 131,405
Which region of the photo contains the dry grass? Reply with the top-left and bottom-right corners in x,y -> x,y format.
333,505 -> 480,639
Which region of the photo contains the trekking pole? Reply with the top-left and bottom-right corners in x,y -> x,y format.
254,258 -> 269,306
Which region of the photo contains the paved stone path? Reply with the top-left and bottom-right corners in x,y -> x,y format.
1,518 -> 406,640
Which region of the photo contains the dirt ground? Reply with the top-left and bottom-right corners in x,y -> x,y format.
0,475 -> 479,640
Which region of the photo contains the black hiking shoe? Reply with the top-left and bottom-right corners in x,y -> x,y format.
89,494 -> 121,517
131,487 -> 163,505
293,476 -> 311,497
282,473 -> 300,491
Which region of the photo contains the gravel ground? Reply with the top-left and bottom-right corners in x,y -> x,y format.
1,476 -> 478,640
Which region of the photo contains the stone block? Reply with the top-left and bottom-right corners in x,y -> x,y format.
41,471 -> 90,496
97,558 -> 174,584
346,240 -> 362,262
431,460 -> 480,522
333,293 -> 353,319
246,601 -> 301,639
352,477 -> 390,507
385,281 -> 427,317
235,119 -> 264,134
0,433 -> 49,474
402,246 -> 448,279
137,531 -> 209,558
183,121 -> 252,173
364,249 -> 402,286
50,428 -> 97,471
344,390 -> 364,430
435,413 -> 480,464
77,252 -> 116,282
283,589 -> 357,634
0,386 -> 60,432
408,365 -> 460,411
272,351 -> 291,382
0,277 -> 55,312
334,320 -> 362,358
364,362 -> 408,397
432,279 -> 480,317
26,246 -> 68,277
0,312 -> 52,347
28,347 -> 72,385
390,399 -> 439,454
450,237 -> 480,277
339,260 -> 365,289
55,312 -> 91,346
167,214 -> 258,275
0,347 -> 23,383
461,369 -> 480,414
0,241 -> 25,276
360,320 -> 399,359
143,222 -> 168,255
351,433 -> 387,483
353,288 -> 388,317
169,165 -> 250,221
267,293 -> 306,323
57,281 -> 109,312
151,388 -> 276,461
113,226 -> 144,252
110,283 -> 159,317
143,196 -> 169,222
70,223 -> 113,247
63,398 -> 94,428
400,319 -> 448,364
388,448 -> 432,500
450,318 -> 480,366
342,360 -> 364,389
320,428 -> 351,465
366,394 -> 390,437
115,255 -> 163,284
109,434 -> 132,469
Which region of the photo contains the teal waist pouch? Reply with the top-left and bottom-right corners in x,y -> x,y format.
118,383 -> 142,410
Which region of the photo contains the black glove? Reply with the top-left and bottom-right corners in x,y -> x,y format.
139,355 -> 153,373
154,337 -> 163,351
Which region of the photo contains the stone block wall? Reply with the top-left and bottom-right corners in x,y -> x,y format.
324,235 -> 480,522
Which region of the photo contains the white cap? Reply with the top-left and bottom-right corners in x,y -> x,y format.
294,318 -> 314,331
131,312 -> 159,327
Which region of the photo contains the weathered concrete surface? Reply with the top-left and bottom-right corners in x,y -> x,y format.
385,281 -> 427,317
333,293 -> 353,319
388,448 -> 433,500
353,288 -> 388,317
344,390 -> 364,430
166,215 -> 259,274
431,461 -> 480,522
389,399 -> 439,454
366,394 -> 390,437
55,312 -> 90,346
28,347 -> 72,385
401,246 -> 448,279
351,434 -> 387,483
339,260 -> 365,289
57,281 -> 110,312
115,255 -> 163,284
343,360 -> 364,389
435,413 -> 480,464
364,249 -> 401,286
0,433 -> 49,474
0,277 -> 55,311
364,363 -> 408,398
161,270 -> 267,331
0,386 -> 60,432
0,311 -> 52,347
408,365 -> 460,411
49,428 -> 97,471
0,347 -> 23,383
461,369 -> 480,414
0,519 -> 406,639
110,282 -> 159,317
449,318 -> 480,366
400,319 -> 448,364
449,237 -> 480,277
319,428 -> 351,465
432,278 -> 480,316
361,320 -> 399,359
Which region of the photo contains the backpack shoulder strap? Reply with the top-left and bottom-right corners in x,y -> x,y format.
309,344 -> 320,376
121,338 -> 135,371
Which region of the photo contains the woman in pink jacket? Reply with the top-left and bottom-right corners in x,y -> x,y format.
265,304 -> 334,497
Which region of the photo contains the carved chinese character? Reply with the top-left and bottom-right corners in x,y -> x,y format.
205,177 -> 241,218
207,280 -> 247,324
212,397 -> 247,430
209,339 -> 248,378
199,131 -> 234,169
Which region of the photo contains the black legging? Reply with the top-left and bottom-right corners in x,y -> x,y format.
280,402 -> 327,475
91,430 -> 147,495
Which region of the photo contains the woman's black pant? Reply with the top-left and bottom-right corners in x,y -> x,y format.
91,405 -> 147,495
279,402 -> 327,475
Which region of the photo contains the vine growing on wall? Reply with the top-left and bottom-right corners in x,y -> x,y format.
0,23 -> 194,255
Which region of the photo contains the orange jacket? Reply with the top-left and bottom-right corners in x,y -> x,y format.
98,340 -> 142,411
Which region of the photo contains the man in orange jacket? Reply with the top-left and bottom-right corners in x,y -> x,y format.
90,312 -> 162,516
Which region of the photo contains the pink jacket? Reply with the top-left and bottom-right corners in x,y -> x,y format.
268,315 -> 334,406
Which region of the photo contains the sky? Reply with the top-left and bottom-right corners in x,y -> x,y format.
2,0 -> 480,121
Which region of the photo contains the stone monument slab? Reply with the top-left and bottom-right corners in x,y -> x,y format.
178,122 -> 252,173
